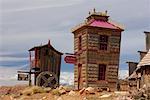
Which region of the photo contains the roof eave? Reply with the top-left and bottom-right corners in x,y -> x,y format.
71,25 -> 87,33
29,44 -> 63,55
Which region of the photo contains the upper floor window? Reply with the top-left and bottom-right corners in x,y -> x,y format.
78,36 -> 82,50
99,35 -> 108,50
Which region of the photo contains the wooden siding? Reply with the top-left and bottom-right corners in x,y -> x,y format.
31,45 -> 62,85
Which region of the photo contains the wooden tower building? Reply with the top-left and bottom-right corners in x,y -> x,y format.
29,40 -> 63,88
71,9 -> 124,90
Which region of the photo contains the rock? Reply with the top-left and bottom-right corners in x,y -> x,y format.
57,86 -> 66,95
116,96 -> 132,100
63,86 -> 72,92
96,88 -> 102,92
57,97 -> 63,100
143,93 -> 148,98
99,94 -> 112,98
83,97 -> 88,100
107,88 -> 110,92
59,89 -> 66,95
42,96 -> 47,99
79,88 -> 85,95
0,87 -> 11,95
44,87 -> 51,93
85,87 -> 95,94
59,86 -> 64,90
139,88 -> 145,93
142,84 -> 146,89
68,90 -> 76,96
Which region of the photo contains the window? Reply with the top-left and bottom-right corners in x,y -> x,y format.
78,36 -> 82,50
45,49 -> 48,55
100,44 -> 107,50
99,35 -> 108,50
98,64 -> 106,80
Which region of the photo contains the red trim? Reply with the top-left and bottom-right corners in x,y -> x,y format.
34,48 -> 38,67
64,56 -> 77,64
29,51 -> 32,68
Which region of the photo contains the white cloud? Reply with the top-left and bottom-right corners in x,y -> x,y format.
0,57 -> 28,61
0,66 -> 18,81
2,0 -> 85,13
0,31 -> 74,53
60,72 -> 74,85
118,69 -> 129,79
121,29 -> 145,55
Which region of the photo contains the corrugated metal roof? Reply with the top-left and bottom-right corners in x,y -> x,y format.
89,20 -> 120,29
72,19 -> 124,32
136,50 -> 150,70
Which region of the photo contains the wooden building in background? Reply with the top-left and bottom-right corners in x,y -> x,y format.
71,9 -> 124,91
136,50 -> 150,89
127,62 -> 138,90
128,31 -> 150,89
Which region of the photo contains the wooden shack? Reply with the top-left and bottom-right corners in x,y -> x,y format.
127,62 -> 138,90
128,31 -> 150,89
71,9 -> 124,91
136,50 -> 150,88
118,79 -> 129,91
29,40 -> 63,88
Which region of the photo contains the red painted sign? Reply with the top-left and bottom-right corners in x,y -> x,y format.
64,56 -> 76,64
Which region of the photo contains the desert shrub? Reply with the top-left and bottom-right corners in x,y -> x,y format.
22,88 -> 33,96
63,86 -> 72,92
43,87 -> 52,93
51,88 -> 61,96
31,86 -> 45,94
22,86 -> 46,96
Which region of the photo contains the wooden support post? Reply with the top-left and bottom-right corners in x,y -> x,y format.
29,69 -> 32,86
29,51 -> 32,86
34,73 -> 37,85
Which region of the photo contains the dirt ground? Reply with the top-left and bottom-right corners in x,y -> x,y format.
0,85 -> 132,100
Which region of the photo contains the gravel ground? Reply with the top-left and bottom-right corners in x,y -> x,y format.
0,85 -> 135,100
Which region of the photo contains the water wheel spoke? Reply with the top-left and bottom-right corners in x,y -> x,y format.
48,76 -> 55,82
43,82 -> 48,87
41,76 -> 48,82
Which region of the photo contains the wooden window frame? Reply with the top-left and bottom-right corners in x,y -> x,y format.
78,36 -> 82,50
99,35 -> 108,50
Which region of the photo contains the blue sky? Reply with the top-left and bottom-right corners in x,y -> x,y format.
0,0 -> 150,85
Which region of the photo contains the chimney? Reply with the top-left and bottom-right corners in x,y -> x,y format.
144,31 -> 150,51
48,40 -> 51,47
126,62 -> 138,76
138,51 -> 147,60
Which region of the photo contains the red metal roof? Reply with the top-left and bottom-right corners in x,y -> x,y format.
89,20 -> 120,30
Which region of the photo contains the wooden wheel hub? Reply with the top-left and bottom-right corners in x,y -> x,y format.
36,71 -> 58,88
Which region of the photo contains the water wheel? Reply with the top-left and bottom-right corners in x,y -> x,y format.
36,71 -> 58,88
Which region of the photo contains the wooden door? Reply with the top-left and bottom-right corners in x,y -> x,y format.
78,64 -> 82,89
